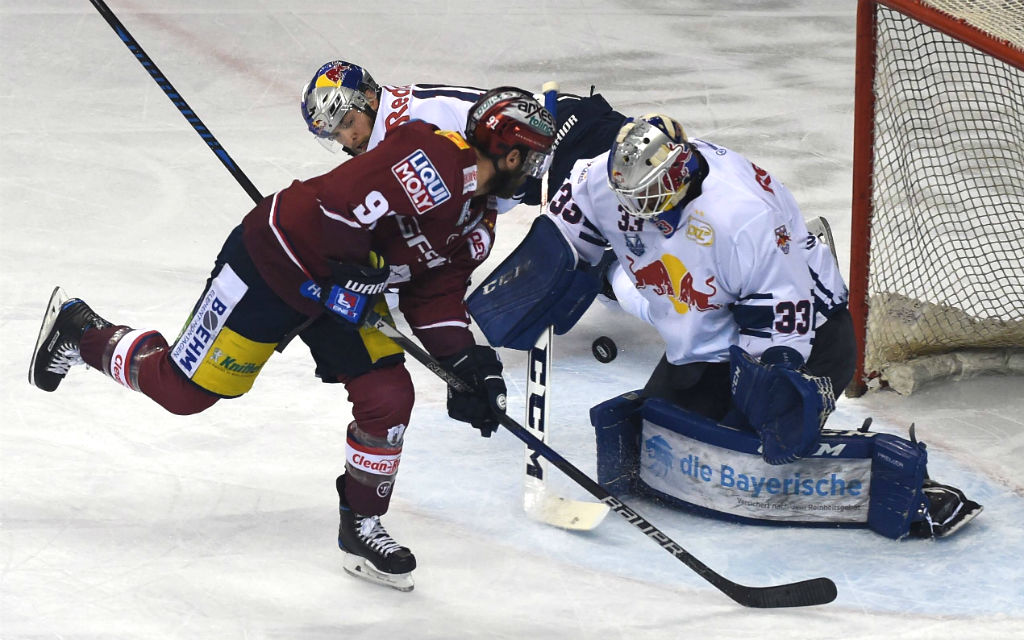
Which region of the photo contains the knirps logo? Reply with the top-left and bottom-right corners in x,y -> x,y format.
391,149 -> 451,213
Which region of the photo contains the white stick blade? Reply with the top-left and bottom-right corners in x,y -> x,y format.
524,479 -> 609,531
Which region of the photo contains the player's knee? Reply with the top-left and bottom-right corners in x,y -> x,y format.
345,364 -> 415,433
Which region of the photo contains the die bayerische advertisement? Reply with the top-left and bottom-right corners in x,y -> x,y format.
640,422 -> 872,523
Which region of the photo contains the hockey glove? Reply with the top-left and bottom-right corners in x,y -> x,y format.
729,345 -> 836,464
442,345 -> 507,437
322,252 -> 390,329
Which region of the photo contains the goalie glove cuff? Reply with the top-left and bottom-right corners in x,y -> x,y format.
729,345 -> 835,465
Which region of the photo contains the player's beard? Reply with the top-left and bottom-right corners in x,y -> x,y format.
489,167 -> 528,199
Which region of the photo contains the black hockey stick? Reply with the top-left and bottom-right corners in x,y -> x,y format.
368,311 -> 837,608
87,0 -> 264,205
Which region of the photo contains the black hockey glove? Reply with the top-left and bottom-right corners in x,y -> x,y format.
322,252 -> 389,329
442,345 -> 507,437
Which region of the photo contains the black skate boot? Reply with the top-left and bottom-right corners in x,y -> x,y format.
909,479 -> 983,538
336,474 -> 416,592
29,287 -> 111,392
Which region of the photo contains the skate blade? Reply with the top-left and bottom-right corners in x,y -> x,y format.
342,553 -> 414,592
937,503 -> 984,538
28,286 -> 69,388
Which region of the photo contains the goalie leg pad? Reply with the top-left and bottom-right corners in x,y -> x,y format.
599,396 -> 978,538
590,391 -> 645,494
867,434 -> 929,539
467,216 -> 601,350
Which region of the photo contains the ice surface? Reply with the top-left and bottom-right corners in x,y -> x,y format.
2,2 -> 1022,638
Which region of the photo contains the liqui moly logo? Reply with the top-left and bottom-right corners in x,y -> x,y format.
392,149 -> 451,213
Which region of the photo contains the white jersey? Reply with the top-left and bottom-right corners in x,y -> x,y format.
547,139 -> 848,365
370,84 -> 517,213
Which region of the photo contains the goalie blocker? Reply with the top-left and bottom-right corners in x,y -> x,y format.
467,215 -> 603,350
592,393 -> 982,540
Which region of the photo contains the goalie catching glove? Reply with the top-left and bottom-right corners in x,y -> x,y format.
442,345 -> 507,437
322,252 -> 390,329
728,345 -> 836,465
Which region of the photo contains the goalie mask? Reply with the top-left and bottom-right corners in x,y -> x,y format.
466,87 -> 556,181
300,60 -> 380,154
607,114 -> 700,219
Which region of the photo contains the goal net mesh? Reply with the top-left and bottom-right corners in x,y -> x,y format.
862,0 -> 1024,392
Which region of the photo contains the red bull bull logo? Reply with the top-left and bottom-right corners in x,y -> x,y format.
625,254 -> 722,314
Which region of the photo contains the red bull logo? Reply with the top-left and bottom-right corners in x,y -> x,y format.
324,63 -> 348,83
625,254 -> 721,314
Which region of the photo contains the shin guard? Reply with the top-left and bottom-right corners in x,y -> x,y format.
341,365 -> 415,515
81,325 -> 218,415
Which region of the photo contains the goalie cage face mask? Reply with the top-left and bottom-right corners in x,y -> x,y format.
607,114 -> 698,219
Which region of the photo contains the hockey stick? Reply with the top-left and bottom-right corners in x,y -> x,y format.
87,0 -> 263,205
525,328 -> 610,529
523,82 -> 610,530
367,311 -> 837,608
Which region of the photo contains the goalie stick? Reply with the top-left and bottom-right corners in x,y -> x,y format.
806,216 -> 839,264
523,82 -> 610,530
367,310 -> 838,609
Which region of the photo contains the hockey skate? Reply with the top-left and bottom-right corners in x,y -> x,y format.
909,479 -> 983,538
29,287 -> 110,392
336,475 -> 416,592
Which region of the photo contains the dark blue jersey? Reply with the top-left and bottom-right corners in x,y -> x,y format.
516,92 -> 627,206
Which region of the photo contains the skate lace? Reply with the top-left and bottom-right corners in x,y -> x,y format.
47,344 -> 84,375
357,516 -> 404,556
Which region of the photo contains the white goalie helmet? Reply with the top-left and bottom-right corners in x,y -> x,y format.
606,114 -> 697,219
300,60 -> 380,150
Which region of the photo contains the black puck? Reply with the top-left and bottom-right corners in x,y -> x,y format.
592,336 -> 617,363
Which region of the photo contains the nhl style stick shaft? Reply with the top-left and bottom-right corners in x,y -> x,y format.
87,0 -> 264,205
522,83 -> 610,530
368,311 -> 837,608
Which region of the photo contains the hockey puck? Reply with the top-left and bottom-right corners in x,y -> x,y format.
592,336 -> 617,363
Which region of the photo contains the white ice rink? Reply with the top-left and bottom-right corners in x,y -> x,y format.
2,1 -> 1023,638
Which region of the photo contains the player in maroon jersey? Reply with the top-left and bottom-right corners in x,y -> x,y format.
29,87 -> 556,591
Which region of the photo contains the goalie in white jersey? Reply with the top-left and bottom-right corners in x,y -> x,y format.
547,114 -> 855,425
468,113 -> 981,538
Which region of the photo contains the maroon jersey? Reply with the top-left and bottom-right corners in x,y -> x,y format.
242,121 -> 496,357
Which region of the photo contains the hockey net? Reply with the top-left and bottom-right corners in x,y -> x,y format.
848,0 -> 1024,395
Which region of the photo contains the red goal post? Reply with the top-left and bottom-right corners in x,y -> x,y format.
848,0 -> 1024,396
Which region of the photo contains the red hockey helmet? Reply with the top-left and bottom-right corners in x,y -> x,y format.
466,87 -> 556,178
